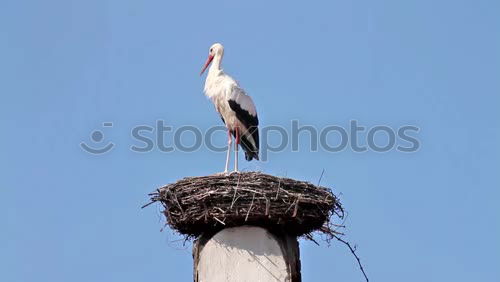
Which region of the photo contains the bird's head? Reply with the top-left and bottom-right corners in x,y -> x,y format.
200,43 -> 224,75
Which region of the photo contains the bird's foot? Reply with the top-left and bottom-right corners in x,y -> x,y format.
214,170 -> 240,177
215,171 -> 231,176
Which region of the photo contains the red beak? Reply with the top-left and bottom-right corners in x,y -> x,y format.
200,54 -> 214,76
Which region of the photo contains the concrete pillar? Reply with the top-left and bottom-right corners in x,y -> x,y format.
193,226 -> 301,282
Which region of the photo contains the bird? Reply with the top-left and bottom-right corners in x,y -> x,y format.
200,43 -> 259,173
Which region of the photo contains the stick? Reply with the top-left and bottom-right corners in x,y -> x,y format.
275,178 -> 281,200
245,193 -> 255,221
292,197 -> 300,217
230,174 -> 242,209
213,216 -> 226,226
333,235 -> 369,282
317,168 -> 325,186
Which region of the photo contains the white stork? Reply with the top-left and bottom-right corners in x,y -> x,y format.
200,43 -> 259,173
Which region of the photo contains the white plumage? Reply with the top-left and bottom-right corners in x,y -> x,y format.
200,43 -> 259,173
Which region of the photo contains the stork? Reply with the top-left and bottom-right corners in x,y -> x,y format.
200,43 -> 259,173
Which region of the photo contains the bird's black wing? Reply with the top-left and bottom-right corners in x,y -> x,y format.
228,99 -> 259,161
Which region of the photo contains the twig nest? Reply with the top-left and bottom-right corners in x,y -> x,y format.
146,172 -> 343,238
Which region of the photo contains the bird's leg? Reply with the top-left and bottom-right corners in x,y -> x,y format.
224,129 -> 232,174
234,127 -> 239,172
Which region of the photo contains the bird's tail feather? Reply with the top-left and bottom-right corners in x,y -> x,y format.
241,135 -> 259,161
234,128 -> 259,161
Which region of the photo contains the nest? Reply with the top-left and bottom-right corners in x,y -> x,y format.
144,172 -> 344,238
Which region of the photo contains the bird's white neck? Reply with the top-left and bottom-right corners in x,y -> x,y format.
208,54 -> 223,75
203,53 -> 225,98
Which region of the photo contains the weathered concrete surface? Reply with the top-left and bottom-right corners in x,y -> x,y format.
194,226 -> 300,282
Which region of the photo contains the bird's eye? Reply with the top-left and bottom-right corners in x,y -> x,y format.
210,48 -> 213,53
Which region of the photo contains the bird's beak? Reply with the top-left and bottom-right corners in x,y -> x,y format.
200,54 -> 214,76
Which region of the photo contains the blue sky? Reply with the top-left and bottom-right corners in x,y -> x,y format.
1,0 -> 499,281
